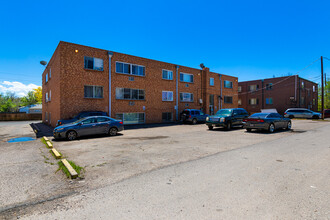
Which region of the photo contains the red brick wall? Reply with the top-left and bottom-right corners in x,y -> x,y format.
43,41 -> 238,127
238,76 -> 318,115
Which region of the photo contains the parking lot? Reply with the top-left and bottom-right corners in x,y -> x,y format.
0,119 -> 329,217
51,119 -> 327,189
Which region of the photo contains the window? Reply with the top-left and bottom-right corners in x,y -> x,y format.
45,112 -> 48,121
313,85 -> 316,92
49,68 -> 51,79
162,112 -> 173,122
116,62 -> 145,76
301,81 -> 304,89
210,78 -> 214,86
180,73 -> 194,83
84,57 -> 104,71
45,73 -> 48,83
224,80 -> 233,88
224,96 -> 233,103
266,83 -> 272,90
115,113 -> 145,124
49,90 -> 51,102
266,98 -> 273,104
81,118 -> 95,124
84,85 -> 104,98
249,98 -> 258,105
96,117 -> 110,123
249,85 -> 258,91
180,92 -> 193,102
45,92 -> 49,102
162,91 -> 173,101
238,99 -> 242,105
116,88 -> 145,100
162,70 -> 173,80
238,86 -> 242,92
301,97 -> 305,105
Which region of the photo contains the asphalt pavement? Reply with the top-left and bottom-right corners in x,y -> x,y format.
19,122 -> 330,220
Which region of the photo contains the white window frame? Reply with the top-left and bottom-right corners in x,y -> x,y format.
180,73 -> 194,83
180,92 -> 194,102
45,92 -> 49,102
115,88 -> 145,100
210,78 -> 214,86
249,85 -> 257,92
224,80 -> 233,88
162,91 -> 173,101
45,73 -> 48,83
49,90 -> 51,102
313,85 -> 315,92
115,61 -> 145,76
238,99 -> 242,105
238,86 -> 242,92
84,56 -> 104,71
162,69 -> 173,80
115,112 -> 145,125
84,85 -> 104,99
250,98 -> 257,105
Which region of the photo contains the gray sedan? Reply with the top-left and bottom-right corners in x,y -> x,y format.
53,116 -> 124,140
243,113 -> 291,133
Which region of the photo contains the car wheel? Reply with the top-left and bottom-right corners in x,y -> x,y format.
192,118 -> 197,125
289,115 -> 294,119
246,128 -> 252,132
226,121 -> 232,130
109,127 -> 118,136
286,121 -> 292,130
208,125 -> 213,130
66,130 -> 77,141
268,123 -> 275,133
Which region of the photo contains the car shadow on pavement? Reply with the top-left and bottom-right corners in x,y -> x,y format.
244,129 -> 295,135
207,126 -> 244,132
52,133 -> 124,142
30,122 -> 54,138
124,122 -> 182,130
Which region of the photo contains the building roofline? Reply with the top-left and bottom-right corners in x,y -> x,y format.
58,41 -> 236,78
238,75 -> 318,85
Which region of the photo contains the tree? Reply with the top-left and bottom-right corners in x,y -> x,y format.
33,87 -> 42,103
318,79 -> 330,110
21,91 -> 37,107
0,92 -> 19,112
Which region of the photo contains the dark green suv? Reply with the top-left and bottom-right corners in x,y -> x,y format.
206,108 -> 249,130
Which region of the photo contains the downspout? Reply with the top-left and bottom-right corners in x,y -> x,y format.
108,52 -> 113,117
219,74 -> 222,109
295,75 -> 297,102
176,65 -> 179,121
261,79 -> 264,109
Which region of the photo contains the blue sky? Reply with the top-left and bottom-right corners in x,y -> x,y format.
0,0 -> 329,96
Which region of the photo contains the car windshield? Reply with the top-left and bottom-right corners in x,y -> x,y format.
75,117 -> 91,123
215,109 -> 233,116
249,113 -> 268,118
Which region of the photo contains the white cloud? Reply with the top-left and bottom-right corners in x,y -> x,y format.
0,81 -> 40,97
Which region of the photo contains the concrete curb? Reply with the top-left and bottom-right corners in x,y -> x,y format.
51,148 -> 62,159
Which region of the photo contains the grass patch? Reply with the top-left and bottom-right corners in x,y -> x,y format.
57,160 -> 84,179
41,137 -> 53,148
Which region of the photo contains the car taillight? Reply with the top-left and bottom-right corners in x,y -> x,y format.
257,119 -> 264,122
243,119 -> 247,122
245,118 -> 264,122
284,112 -> 287,115
59,122 -> 62,125
189,115 -> 191,118
119,121 -> 123,124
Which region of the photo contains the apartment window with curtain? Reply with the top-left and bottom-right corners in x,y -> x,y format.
116,88 -> 145,100
266,98 -> 273,104
238,99 -> 242,105
249,98 -> 258,105
162,70 -> 173,80
116,62 -> 145,76
180,73 -> 193,83
249,85 -> 258,91
84,85 -> 104,98
224,80 -> 233,88
84,56 -> 104,71
180,92 -> 193,102
238,86 -> 242,92
162,91 -> 173,101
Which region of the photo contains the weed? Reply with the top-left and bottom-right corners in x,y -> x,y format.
57,160 -> 84,179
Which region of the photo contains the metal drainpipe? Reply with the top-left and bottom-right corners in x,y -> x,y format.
219,74 -> 222,109
108,52 -> 113,117
176,65 -> 179,121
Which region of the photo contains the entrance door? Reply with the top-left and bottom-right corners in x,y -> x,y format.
209,95 -> 214,115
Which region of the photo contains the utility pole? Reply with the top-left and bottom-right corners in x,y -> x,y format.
321,56 -> 324,119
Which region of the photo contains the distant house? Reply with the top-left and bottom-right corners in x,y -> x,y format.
19,104 -> 42,114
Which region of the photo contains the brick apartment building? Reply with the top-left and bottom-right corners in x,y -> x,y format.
238,75 -> 318,114
42,41 -> 238,127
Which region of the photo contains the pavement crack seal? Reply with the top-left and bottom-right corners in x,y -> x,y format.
0,191 -> 78,217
